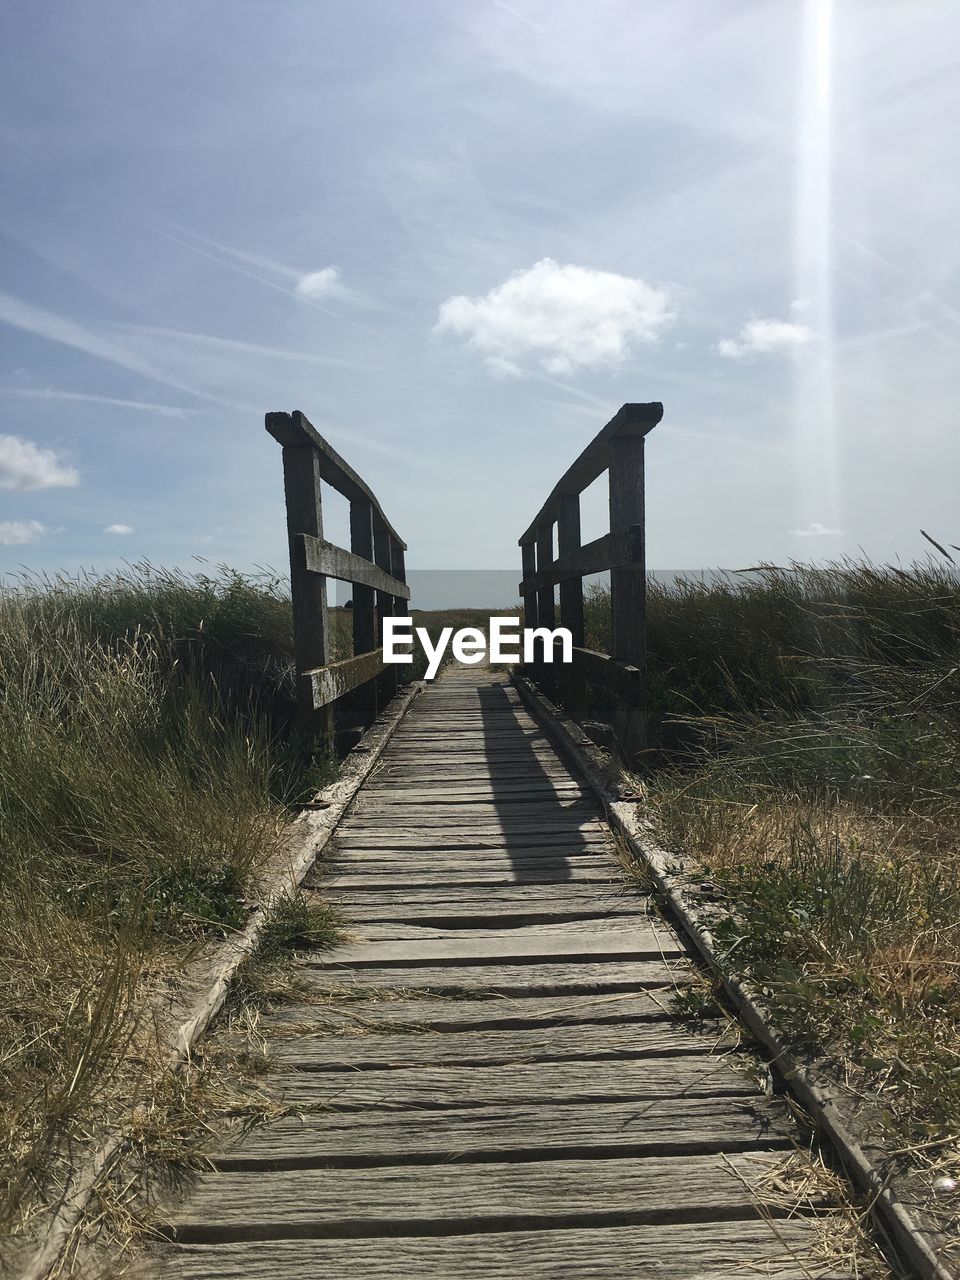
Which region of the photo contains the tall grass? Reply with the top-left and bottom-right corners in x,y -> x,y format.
589,560 -> 960,1149
0,565 -> 306,1248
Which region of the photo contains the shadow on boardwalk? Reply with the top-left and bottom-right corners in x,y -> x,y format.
476,674 -> 589,884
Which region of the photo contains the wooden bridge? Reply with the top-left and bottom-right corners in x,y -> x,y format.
150,408 -> 862,1278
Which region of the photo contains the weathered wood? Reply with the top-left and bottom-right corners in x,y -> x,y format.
348,496 -> 379,725
266,410 -> 405,547
153,1218 -> 847,1280
277,441 -> 335,747
168,1149 -> 785,1239
258,991 -> 683,1032
295,958 -> 684,995
302,649 -> 386,710
264,1022 -> 730,1072
312,924 -> 678,968
259,1049 -> 757,1111
608,432 -> 646,760
518,526 -> 644,594
568,646 -> 642,706
374,516 -> 399,703
519,402 -> 662,545
297,533 -> 410,598
535,522 -> 556,631
211,1095 -> 790,1167
152,668 -> 854,1280
521,540 -> 538,630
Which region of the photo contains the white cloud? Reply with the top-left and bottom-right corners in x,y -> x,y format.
485,356 -> 523,379
718,317 -> 815,359
791,522 -> 845,537
0,434 -> 78,490
0,519 -> 46,546
436,258 -> 675,376
296,268 -> 346,300
103,523 -> 134,535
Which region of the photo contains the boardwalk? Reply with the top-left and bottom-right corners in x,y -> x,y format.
153,668 -> 855,1279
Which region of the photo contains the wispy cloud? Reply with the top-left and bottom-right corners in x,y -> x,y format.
0,290 -> 249,410
153,226 -> 379,334
1,386 -> 202,418
492,0 -> 546,35
791,522 -> 844,537
437,258 -> 675,376
718,317 -> 815,359
103,523 -> 133,535
0,434 -> 78,490
123,323 -> 373,368
0,519 -> 46,546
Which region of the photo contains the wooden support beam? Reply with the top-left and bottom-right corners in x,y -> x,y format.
518,527 -> 644,595
608,433 -> 646,761
558,493 -> 587,724
278,442 -> 334,754
297,534 -> 410,598
301,649 -> 386,709
349,498 -> 378,727
521,541 -> 538,630
374,516 -> 398,703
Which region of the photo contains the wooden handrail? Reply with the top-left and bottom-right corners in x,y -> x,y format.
518,402 -> 662,546
518,402 -> 661,765
268,410 -> 410,753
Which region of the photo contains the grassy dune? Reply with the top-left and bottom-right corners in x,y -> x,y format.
0,565 -> 310,1245
586,562 -> 960,1150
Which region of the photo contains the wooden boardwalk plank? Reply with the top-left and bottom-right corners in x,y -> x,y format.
261,992 -> 683,1032
153,1219 -> 847,1280
263,1022 -> 736,1070
164,1151 -> 799,1239
210,1095 -> 793,1167
253,1054 -> 755,1110
319,924 -> 679,966
298,959 -> 686,995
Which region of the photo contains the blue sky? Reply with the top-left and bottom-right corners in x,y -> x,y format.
1,0 -> 958,581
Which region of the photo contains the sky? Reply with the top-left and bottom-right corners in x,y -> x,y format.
1,0 -> 959,585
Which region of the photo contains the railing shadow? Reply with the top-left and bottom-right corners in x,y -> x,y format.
475,672 -> 590,884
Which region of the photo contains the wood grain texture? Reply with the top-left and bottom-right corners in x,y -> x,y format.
149,666 -> 845,1280
257,1054 -> 756,1111
298,958 -> 685,995
264,1021 -> 735,1070
166,1150 -> 794,1238
152,1220 -> 849,1279
318,924 -> 677,966
210,1095 -> 792,1166
261,991 -> 683,1032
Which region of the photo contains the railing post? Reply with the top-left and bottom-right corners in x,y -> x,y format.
279,442 -> 335,756
536,522 -> 556,695
349,496 -> 378,725
608,433 -> 646,762
374,516 -> 398,704
391,541 -> 410,687
557,492 -> 587,723
521,540 -> 538,630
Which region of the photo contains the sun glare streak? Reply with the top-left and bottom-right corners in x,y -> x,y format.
795,0 -> 840,536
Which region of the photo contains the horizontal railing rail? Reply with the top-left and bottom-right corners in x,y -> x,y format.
267,409 -> 410,753
518,402 -> 662,765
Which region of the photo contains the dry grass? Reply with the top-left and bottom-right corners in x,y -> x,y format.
0,566 -> 323,1260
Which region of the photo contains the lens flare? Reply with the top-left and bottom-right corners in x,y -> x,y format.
795,0 -> 840,537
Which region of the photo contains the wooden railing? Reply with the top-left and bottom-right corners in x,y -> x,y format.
267,410 -> 410,754
518,402 -> 662,765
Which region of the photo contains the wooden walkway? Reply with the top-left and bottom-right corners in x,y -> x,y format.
152,668 -> 856,1279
